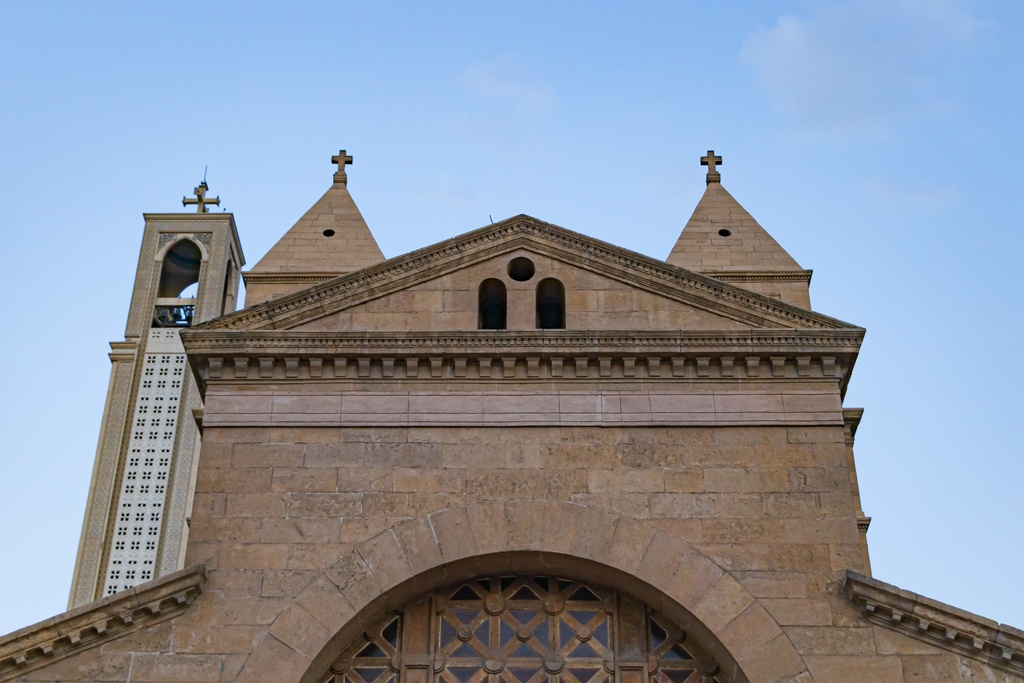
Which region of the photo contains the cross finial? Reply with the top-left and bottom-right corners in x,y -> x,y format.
331,149 -> 354,185
700,150 -> 723,185
182,181 -> 220,213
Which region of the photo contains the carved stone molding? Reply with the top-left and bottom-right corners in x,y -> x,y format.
182,329 -> 861,397
193,350 -> 849,384
0,565 -> 206,682
182,329 -> 864,353
700,269 -> 813,283
843,571 -> 1024,677
843,408 -> 864,446
242,272 -> 344,285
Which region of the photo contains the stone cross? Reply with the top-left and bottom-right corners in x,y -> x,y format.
700,150 -> 722,185
332,150 -> 353,184
182,182 -> 220,213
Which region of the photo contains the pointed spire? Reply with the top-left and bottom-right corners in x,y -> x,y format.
667,151 -> 813,309
243,149 -> 385,306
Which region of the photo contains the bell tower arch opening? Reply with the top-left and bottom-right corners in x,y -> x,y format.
154,239 -> 203,328
157,239 -> 203,298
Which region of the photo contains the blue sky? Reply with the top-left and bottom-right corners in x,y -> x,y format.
1,1 -> 1021,635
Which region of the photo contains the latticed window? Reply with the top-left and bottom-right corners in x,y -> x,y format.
323,576 -> 723,683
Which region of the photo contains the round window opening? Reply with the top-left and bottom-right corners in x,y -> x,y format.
717,229 -> 731,237
322,575 -> 725,683
507,257 -> 536,282
323,229 -> 336,237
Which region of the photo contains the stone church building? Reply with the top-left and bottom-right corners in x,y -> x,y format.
1,151 -> 1020,682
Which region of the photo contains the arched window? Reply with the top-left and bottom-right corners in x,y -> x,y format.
323,575 -> 723,683
536,278 -> 565,329
157,240 -> 202,298
479,279 -> 507,330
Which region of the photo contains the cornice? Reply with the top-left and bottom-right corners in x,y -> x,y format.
198,217 -> 857,333
843,571 -> 1024,677
143,213 -> 235,223
242,272 -> 340,284
180,329 -> 862,399
181,329 -> 864,354
701,269 -> 813,283
0,565 -> 206,682
843,408 -> 864,446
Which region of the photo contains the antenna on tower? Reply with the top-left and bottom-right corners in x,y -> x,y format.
203,165 -> 208,184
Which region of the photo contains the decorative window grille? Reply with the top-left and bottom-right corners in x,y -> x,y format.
102,340 -> 186,596
323,576 -> 723,683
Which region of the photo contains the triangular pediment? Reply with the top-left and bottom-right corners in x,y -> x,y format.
196,215 -> 858,333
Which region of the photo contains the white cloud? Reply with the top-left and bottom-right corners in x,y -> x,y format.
740,0 -> 986,135
461,56 -> 555,116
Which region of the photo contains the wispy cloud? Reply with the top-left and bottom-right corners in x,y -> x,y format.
741,0 -> 987,136
461,56 -> 555,116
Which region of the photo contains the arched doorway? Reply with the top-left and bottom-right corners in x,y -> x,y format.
322,575 -> 723,683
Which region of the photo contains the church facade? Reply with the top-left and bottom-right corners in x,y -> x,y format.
1,152 -> 1021,682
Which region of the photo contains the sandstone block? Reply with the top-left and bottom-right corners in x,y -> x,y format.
787,626 -> 876,656
271,467 -> 338,492
268,603 -> 331,660
691,574 -> 755,634
121,653 -> 223,682
288,493 -> 362,517
760,598 -> 833,626
261,518 -> 342,544
287,543 -> 353,569
804,655 -> 903,682
225,492 -> 288,518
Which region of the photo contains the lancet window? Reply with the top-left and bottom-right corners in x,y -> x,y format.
323,575 -> 722,683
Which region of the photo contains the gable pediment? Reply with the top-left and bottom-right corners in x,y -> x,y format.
196,216 -> 858,333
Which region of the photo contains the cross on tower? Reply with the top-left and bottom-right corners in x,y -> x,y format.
182,181 -> 220,213
332,150 -> 353,184
700,150 -> 722,185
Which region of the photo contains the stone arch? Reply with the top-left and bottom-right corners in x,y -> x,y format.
154,235 -> 210,262
234,501 -> 806,683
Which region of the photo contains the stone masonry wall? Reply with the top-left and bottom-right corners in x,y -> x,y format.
9,419 -> 1021,681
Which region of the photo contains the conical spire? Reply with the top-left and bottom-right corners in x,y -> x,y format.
243,150 -> 385,306
667,151 -> 813,309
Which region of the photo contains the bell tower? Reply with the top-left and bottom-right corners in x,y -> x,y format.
68,182 -> 244,607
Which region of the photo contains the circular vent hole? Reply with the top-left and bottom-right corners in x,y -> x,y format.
323,229 -> 336,237
507,257 -> 536,281
717,229 -> 732,237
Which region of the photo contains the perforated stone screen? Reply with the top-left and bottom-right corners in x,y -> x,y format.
324,576 -> 722,683
102,330 -> 186,596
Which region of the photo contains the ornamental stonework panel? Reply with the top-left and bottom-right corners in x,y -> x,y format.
323,576 -> 722,683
